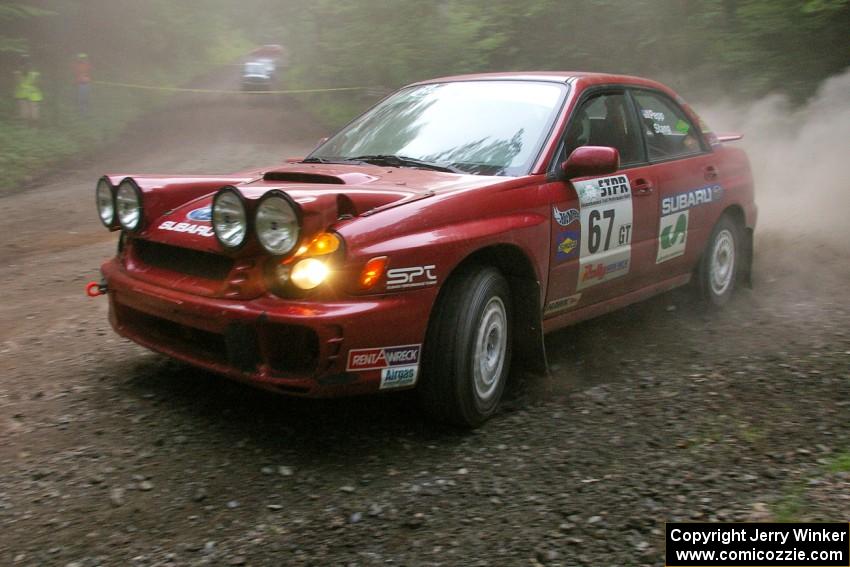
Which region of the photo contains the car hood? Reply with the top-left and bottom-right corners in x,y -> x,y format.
116,163 -> 504,254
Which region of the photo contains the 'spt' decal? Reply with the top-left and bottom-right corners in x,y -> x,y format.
386,266 -> 437,290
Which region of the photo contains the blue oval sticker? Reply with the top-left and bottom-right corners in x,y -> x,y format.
187,206 -> 212,221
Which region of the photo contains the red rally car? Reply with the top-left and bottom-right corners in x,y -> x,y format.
90,72 -> 756,427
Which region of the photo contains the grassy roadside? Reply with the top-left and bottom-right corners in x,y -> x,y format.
770,449 -> 850,522
0,92 -> 141,193
0,41 -> 252,195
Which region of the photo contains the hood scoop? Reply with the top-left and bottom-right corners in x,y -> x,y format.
262,170 -> 379,186
263,171 -> 344,184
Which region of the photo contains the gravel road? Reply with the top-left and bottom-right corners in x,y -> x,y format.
1,81 -> 848,567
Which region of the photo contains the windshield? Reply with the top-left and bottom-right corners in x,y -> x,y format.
308,80 -> 568,176
244,62 -> 268,75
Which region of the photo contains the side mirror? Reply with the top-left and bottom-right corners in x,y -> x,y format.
560,146 -> 620,180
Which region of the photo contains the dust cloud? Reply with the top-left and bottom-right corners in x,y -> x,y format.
697,68 -> 850,251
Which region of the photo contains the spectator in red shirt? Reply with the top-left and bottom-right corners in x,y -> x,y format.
74,53 -> 92,114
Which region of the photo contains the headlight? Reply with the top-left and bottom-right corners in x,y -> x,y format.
212,188 -> 248,249
255,192 -> 300,255
116,180 -> 142,231
290,258 -> 329,290
95,178 -> 114,227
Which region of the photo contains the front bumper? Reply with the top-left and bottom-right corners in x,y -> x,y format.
102,259 -> 433,397
241,78 -> 273,90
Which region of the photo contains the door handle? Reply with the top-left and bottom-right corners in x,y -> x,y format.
704,165 -> 719,181
633,178 -> 654,196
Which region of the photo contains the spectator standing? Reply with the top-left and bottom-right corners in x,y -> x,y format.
74,53 -> 92,114
14,56 -> 42,123
13,56 -> 28,119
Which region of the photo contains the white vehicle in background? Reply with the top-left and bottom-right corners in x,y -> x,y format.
241,59 -> 275,90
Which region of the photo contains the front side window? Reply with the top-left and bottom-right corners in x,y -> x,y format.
559,92 -> 644,168
632,91 -> 703,161
309,81 -> 568,176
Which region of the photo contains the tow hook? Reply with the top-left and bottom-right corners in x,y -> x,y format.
85,280 -> 108,297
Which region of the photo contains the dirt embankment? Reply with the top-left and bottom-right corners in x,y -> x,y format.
0,76 -> 848,566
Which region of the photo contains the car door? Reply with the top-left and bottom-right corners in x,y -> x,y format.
544,88 -> 659,318
629,89 -> 721,277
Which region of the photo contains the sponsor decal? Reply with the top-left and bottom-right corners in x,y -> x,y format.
544,293 -> 582,316
553,206 -> 580,226
187,205 -> 212,222
386,265 -> 437,290
661,184 -> 723,216
347,344 -> 421,372
642,109 -> 673,134
556,230 -> 580,262
573,175 -> 633,289
577,249 -> 631,290
157,220 -> 215,237
657,210 -> 689,264
380,365 -> 418,389
653,123 -> 673,135
575,174 -> 631,207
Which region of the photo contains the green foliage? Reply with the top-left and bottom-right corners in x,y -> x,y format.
1,0 -> 848,185
0,0 -> 255,193
272,0 -> 849,125
772,487 -> 805,523
0,1 -> 54,53
826,451 -> 850,473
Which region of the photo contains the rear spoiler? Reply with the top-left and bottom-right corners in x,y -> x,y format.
717,133 -> 744,143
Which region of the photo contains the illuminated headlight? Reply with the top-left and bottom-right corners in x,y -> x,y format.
212,188 -> 248,249
95,178 -> 114,227
116,180 -> 142,231
255,192 -> 300,255
290,258 -> 329,290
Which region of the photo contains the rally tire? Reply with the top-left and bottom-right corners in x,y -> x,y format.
419,265 -> 512,428
698,215 -> 740,307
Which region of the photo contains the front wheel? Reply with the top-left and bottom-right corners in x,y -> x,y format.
698,215 -> 740,307
419,266 -> 512,428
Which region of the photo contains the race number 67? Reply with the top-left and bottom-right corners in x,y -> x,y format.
588,209 -> 615,253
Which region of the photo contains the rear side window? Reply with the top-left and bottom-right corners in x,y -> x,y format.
632,91 -> 703,161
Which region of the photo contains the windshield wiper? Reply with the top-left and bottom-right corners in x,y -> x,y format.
301,156 -> 366,165
348,154 -> 463,174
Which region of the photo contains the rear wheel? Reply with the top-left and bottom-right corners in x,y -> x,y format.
698,215 -> 740,307
419,265 -> 512,428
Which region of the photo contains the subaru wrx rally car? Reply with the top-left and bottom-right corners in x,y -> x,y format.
90,72 -> 756,427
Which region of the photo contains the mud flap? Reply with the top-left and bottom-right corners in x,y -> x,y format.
740,227 -> 754,288
509,275 -> 548,375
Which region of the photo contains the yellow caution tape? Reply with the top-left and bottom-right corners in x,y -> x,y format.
92,80 -> 374,95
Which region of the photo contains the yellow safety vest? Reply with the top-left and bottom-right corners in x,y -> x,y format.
14,71 -> 42,102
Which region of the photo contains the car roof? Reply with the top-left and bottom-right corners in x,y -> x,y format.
409,71 -> 672,92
